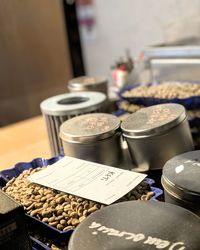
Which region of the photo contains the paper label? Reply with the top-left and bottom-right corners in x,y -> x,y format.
28,156 -> 147,205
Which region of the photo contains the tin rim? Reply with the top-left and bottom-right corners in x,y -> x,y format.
59,113 -> 121,143
60,130 -> 121,144
161,175 -> 200,203
68,76 -> 108,88
121,104 -> 187,137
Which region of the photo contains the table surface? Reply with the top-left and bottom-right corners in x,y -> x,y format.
0,116 -> 51,170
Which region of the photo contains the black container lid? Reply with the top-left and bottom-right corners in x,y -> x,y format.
121,103 -> 186,137
60,113 -> 120,143
69,201 -> 200,250
162,150 -> 200,202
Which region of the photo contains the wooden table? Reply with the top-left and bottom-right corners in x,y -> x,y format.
0,116 -> 51,170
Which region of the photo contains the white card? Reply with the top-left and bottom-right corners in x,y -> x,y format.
28,156 -> 147,205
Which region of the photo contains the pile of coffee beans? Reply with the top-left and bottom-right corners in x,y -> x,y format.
2,167 -> 154,232
122,82 -> 200,99
119,101 -> 143,113
118,101 -> 200,120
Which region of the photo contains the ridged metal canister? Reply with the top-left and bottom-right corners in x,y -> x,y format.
68,76 -> 108,96
40,92 -> 106,156
121,103 -> 194,172
59,113 -> 122,167
162,150 -> 200,216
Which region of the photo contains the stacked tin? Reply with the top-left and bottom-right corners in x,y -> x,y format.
40,92 -> 106,156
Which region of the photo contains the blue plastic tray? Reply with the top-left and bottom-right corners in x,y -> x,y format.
119,82 -> 200,109
0,156 -> 163,237
30,236 -> 51,250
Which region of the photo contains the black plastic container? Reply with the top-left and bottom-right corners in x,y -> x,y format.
0,190 -> 32,250
69,200 -> 200,250
162,150 -> 200,216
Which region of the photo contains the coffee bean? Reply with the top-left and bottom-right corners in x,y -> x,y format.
122,82 -> 200,99
71,218 -> 80,226
56,224 -> 64,230
63,225 -> 74,231
49,221 -> 58,227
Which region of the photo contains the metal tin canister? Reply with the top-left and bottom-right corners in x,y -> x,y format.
68,201 -> 200,250
121,103 -> 194,172
59,113 -> 122,167
161,150 -> 200,216
68,76 -> 108,96
40,92 -> 106,156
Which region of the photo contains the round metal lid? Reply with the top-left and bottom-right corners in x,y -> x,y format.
60,113 -> 120,143
162,150 -> 200,202
40,92 -> 106,116
68,76 -> 107,88
69,201 -> 200,250
121,103 -> 186,137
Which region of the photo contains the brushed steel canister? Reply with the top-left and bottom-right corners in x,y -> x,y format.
68,76 -> 108,96
59,113 -> 123,167
40,92 -> 106,156
121,103 -> 194,172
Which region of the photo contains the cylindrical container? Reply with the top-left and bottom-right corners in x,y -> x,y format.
121,103 -> 194,172
59,113 -> 123,167
69,201 -> 200,250
68,76 -> 108,96
40,92 -> 106,156
162,150 -> 200,216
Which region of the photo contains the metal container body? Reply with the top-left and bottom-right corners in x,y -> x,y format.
124,118 -> 193,171
163,185 -> 200,216
62,132 -> 123,167
60,113 -> 123,167
151,58 -> 200,82
68,76 -> 108,96
142,46 -> 200,82
40,92 -> 106,156
121,104 -> 194,172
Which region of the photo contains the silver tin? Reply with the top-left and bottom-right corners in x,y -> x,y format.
40,92 -> 106,156
161,150 -> 200,216
68,76 -> 108,96
59,113 -> 122,167
121,103 -> 194,172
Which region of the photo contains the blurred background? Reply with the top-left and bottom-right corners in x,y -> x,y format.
1,0 -> 200,126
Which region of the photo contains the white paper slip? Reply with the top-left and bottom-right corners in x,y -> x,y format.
28,156 -> 147,205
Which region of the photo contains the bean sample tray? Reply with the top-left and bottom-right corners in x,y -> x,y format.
0,156 -> 163,239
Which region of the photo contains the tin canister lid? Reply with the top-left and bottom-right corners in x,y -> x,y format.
69,201 -> 200,250
121,103 -> 186,137
60,113 -> 120,143
40,92 -> 106,116
68,76 -> 107,89
162,150 -> 200,202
